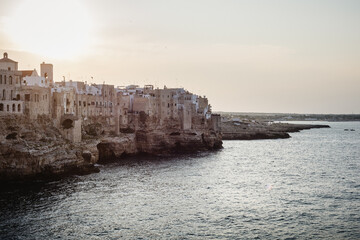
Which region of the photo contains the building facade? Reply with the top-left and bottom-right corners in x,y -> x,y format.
0,52 -> 215,141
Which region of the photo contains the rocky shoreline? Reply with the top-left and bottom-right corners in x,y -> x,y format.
0,115 -> 222,181
1,114 -> 332,181
221,121 -> 330,140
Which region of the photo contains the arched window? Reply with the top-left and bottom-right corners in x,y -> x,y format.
9,76 -> 12,85
0,103 -> 3,111
7,105 -> 9,111
2,89 -> 5,100
12,104 -> 15,112
0,75 -> 2,84
18,104 -> 21,112
16,94 -> 20,100
4,75 -> 6,84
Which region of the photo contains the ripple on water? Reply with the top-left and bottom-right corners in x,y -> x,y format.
1,122 -> 360,239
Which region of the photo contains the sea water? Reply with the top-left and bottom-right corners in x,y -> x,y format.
0,121 -> 359,239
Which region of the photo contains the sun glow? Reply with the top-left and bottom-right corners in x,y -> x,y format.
4,0 -> 93,59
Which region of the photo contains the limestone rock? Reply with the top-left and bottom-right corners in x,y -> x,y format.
221,121 -> 329,140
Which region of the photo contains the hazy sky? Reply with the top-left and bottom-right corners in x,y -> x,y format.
1,0 -> 359,114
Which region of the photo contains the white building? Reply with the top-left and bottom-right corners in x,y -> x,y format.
22,69 -> 47,87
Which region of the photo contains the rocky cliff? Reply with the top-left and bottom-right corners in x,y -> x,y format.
96,114 -> 222,162
0,115 -> 99,180
0,113 -> 222,180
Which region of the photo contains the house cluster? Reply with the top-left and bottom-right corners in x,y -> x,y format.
0,53 -> 219,142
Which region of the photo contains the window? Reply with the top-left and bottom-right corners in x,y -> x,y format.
25,94 -> 30,101
9,76 -> 12,85
0,103 -> 3,111
12,104 -> 15,112
7,105 -> 9,111
18,104 -> 21,112
16,94 -> 20,100
2,89 -> 5,100
0,75 -> 2,84
4,75 -> 6,84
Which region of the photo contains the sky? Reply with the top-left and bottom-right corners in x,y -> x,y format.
0,0 -> 359,114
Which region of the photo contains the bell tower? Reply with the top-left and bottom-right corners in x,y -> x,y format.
40,62 -> 53,86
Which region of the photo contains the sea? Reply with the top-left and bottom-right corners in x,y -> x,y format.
0,121 -> 359,239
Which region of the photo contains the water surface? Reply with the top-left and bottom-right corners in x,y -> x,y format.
1,121 -> 359,239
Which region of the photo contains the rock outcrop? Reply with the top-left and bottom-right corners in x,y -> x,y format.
221,121 -> 330,140
0,114 -> 223,180
96,115 -> 222,162
0,115 -> 99,180
97,135 -> 137,162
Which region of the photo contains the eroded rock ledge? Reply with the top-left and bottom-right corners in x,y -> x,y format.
0,116 -> 100,180
221,121 -> 330,140
0,115 -> 222,180
97,130 -> 222,163
2,114 -> 331,180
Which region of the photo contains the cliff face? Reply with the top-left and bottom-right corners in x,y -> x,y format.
0,114 -> 222,180
96,135 -> 138,162
0,115 -> 99,180
96,114 -> 222,162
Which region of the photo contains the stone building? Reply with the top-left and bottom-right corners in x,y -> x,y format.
40,62 -> 53,86
0,52 -> 216,142
21,85 -> 51,119
0,53 -> 24,115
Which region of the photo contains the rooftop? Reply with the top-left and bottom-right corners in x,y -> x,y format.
0,52 -> 18,63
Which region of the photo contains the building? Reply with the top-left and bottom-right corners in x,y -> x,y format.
0,53 -> 24,115
0,52 -> 216,141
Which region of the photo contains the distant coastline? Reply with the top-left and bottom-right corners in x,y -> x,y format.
215,112 -> 360,122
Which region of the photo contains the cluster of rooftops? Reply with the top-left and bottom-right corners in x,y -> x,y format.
0,52 -> 212,124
